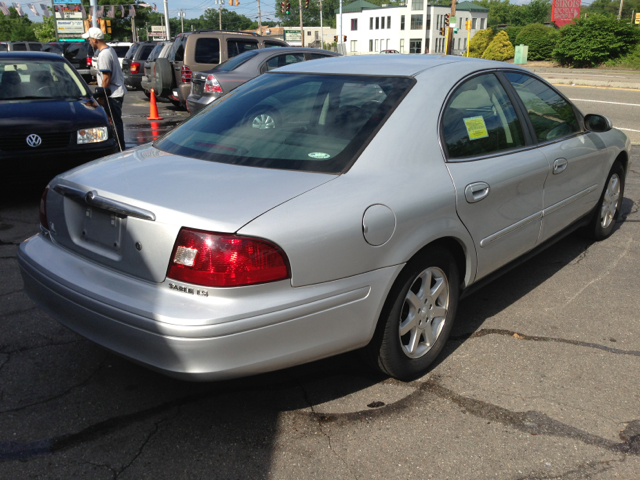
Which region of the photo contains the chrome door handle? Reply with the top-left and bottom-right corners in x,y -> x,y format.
464,182 -> 490,203
553,158 -> 568,174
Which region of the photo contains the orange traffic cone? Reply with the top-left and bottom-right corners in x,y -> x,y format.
147,88 -> 163,120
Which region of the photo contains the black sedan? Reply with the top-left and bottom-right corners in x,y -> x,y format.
0,52 -> 119,181
186,47 -> 339,115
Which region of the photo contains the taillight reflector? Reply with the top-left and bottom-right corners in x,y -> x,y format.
204,74 -> 223,94
39,186 -> 49,230
167,228 -> 290,287
130,61 -> 141,74
181,65 -> 192,83
86,56 -> 92,67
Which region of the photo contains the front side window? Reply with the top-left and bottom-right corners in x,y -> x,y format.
410,14 -> 423,29
442,73 -> 525,159
155,73 -> 415,174
504,72 -> 579,142
195,38 -> 221,64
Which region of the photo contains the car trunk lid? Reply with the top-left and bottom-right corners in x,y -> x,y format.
45,145 -> 336,283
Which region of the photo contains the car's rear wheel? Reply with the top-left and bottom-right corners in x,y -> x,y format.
586,162 -> 625,241
364,246 -> 459,381
144,89 -> 151,98
245,107 -> 280,130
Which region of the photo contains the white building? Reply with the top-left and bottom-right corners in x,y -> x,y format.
282,26 -> 338,48
335,0 -> 489,55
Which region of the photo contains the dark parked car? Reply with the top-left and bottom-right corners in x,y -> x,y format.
0,52 -> 119,181
141,41 -> 172,97
187,47 -> 339,115
0,41 -> 42,52
122,41 -> 159,91
90,42 -> 134,81
61,41 -> 95,82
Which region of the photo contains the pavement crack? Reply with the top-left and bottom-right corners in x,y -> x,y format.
0,339 -> 82,357
512,457 -> 624,480
449,328 -> 640,357
293,377 -> 358,480
0,306 -> 38,320
425,377 -> 640,456
0,240 -> 21,246
0,289 -> 23,298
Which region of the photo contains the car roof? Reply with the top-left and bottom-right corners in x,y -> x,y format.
253,47 -> 337,57
275,54 -> 525,77
0,51 -> 67,61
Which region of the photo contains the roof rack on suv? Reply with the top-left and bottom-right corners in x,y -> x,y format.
187,30 -> 261,36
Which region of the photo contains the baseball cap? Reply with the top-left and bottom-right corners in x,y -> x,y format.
82,27 -> 104,40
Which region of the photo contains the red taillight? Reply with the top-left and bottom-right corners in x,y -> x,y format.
86,56 -> 92,67
39,186 -> 49,230
181,65 -> 192,83
130,61 -> 141,74
203,74 -> 223,94
167,228 -> 290,287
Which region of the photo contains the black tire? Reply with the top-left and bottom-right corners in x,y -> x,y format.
585,161 -> 625,241
155,58 -> 174,98
144,90 -> 151,98
244,106 -> 281,130
364,246 -> 459,381
169,98 -> 182,109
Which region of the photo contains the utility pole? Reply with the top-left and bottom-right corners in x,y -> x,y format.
50,0 -> 59,41
446,0 -> 456,55
90,0 -> 97,27
618,0 -> 623,21
299,0 -> 304,46
131,17 -> 136,41
163,0 -> 171,40
218,0 -> 222,29
257,0 -> 262,31
320,0 -> 323,49
339,0 -> 342,52
179,9 -> 184,33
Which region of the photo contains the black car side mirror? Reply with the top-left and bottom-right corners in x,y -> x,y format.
584,114 -> 612,133
93,87 -> 112,99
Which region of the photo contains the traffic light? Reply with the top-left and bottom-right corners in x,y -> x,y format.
466,20 -> 471,29
444,13 -> 449,27
454,27 -> 458,33
334,35 -> 337,42
285,2 -> 290,14
228,0 -> 232,5
235,0 -> 239,5
99,18 -> 106,34
281,1 -> 285,13
439,27 -> 445,36
305,0 -> 309,8
106,19 -> 111,34
343,35 -> 346,41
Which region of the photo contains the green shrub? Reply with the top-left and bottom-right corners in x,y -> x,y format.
482,30 -> 515,61
503,26 -> 523,46
553,14 -> 640,67
514,23 -> 559,60
603,43 -> 640,69
468,28 -> 494,58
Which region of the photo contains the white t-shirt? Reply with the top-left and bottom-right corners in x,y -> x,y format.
97,46 -> 126,98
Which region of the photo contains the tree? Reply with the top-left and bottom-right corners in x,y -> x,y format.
33,14 -> 56,42
482,29 -> 514,60
468,27 -> 494,57
514,23 -> 558,60
0,7 -> 37,41
472,0 -> 551,27
553,14 -> 640,67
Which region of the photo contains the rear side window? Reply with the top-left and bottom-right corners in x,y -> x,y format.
0,44 -> 7,52
125,43 -> 139,59
147,43 -> 163,61
264,41 -> 286,48
138,45 -> 155,60
29,43 -> 42,51
155,73 -> 415,174
227,40 -> 259,58
265,53 -> 304,71
194,38 -> 220,64
442,73 -> 525,159
13,43 -> 27,51
504,72 -> 580,142
309,53 -> 333,60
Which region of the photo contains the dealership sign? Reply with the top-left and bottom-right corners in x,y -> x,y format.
551,0 -> 580,28
56,19 -> 85,34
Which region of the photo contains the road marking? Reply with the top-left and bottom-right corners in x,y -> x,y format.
568,98 -> 640,107
553,84 -> 640,92
617,127 -> 640,133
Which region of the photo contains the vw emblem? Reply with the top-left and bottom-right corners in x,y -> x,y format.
26,134 -> 42,148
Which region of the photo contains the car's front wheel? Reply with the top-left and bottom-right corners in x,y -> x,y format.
365,246 -> 459,381
586,161 -> 625,241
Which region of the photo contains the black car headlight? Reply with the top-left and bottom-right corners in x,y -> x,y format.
77,127 -> 108,144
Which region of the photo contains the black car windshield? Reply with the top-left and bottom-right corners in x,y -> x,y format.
0,60 -> 88,100
155,73 -> 415,174
212,49 -> 261,73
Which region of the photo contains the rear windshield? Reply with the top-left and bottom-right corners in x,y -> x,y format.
138,44 -> 155,60
155,73 -> 414,174
213,49 -> 260,72
0,44 -> 7,52
147,43 -> 164,61
113,46 -> 131,57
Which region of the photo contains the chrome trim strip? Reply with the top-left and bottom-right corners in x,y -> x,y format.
543,185 -> 598,217
53,185 -> 156,221
480,211 -> 543,247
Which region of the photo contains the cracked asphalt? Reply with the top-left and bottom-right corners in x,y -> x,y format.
1,94 -> 639,479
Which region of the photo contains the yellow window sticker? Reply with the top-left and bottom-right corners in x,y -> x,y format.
463,116 -> 489,140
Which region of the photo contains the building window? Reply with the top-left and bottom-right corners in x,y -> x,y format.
472,18 -> 477,29
425,38 -> 430,53
351,19 -> 357,30
376,17 -> 379,29
351,40 -> 357,52
369,39 -> 373,51
400,15 -> 405,30
463,38 -> 467,50
307,31 -> 311,36
400,38 -> 405,53
457,38 -> 460,50
410,39 -> 422,53
381,16 -> 385,28
480,18 -> 486,29
375,39 -> 379,51
410,14 -> 423,29
426,14 -> 431,29
412,0 -> 423,10
370,17 -> 374,29
387,16 -> 391,28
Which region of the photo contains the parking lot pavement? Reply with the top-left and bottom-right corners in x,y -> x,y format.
0,141 -> 639,476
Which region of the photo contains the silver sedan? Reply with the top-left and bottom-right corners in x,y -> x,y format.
18,55 -> 630,381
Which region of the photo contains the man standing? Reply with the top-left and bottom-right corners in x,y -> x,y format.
82,27 -> 126,150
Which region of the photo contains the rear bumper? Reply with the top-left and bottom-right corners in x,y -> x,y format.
18,234 -> 400,381
124,73 -> 143,89
141,75 -> 153,92
177,83 -> 191,103
186,93 -> 216,115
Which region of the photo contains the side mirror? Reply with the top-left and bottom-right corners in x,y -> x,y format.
584,114 -> 612,133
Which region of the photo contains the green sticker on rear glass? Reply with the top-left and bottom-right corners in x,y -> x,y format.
463,116 -> 489,140
308,152 -> 331,159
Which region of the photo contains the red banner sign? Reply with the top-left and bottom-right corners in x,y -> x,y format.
552,0 -> 581,28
